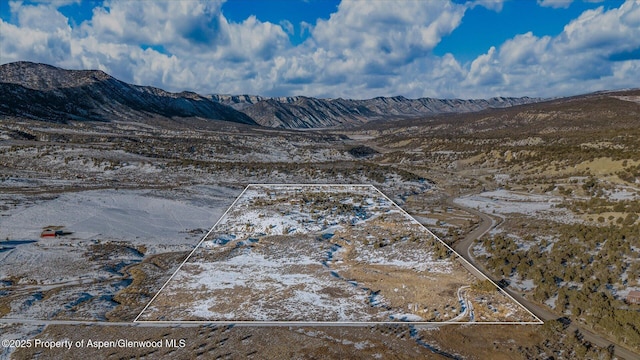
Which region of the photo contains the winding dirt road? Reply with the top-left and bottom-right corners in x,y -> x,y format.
447,194 -> 639,360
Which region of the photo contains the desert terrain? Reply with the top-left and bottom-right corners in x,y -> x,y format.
1,65 -> 639,359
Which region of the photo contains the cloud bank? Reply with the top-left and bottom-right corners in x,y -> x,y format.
1,0 -> 638,99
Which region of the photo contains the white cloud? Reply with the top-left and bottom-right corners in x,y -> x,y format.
279,19 -> 294,35
0,0 -> 638,100
30,0 -> 82,6
499,32 -> 551,67
83,0 -> 230,52
537,0 -> 573,9
558,3 -> 640,53
263,0 -> 468,98
470,0 -> 505,12
0,3 -> 73,65
224,15 -> 290,62
458,0 -> 640,97
465,46 -> 505,87
16,2 -> 69,31
300,21 -> 312,37
311,1 -> 465,66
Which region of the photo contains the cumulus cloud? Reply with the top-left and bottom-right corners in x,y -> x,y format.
0,3 -> 73,65
466,46 -> 505,87
460,1 -> 640,97
0,0 -> 638,99
265,0 -> 467,98
311,1 -> 465,67
84,1 -> 230,52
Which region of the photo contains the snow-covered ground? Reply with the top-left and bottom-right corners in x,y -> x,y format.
353,245 -> 451,273
454,189 -> 579,223
203,184 -> 396,246
182,250 -> 375,321
509,278 -> 535,292
0,324 -> 44,359
141,185 -> 530,323
0,186 -> 239,251
616,286 -> 640,300
0,185 -> 240,321
604,188 -> 639,201
144,185 -> 405,321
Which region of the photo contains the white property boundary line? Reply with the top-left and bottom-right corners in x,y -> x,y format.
135,183 -> 543,325
371,186 -> 543,325
133,185 -> 250,322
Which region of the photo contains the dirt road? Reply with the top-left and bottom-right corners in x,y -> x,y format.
447,194 -> 639,360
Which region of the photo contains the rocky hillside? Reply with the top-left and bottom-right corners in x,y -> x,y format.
0,62 -> 256,125
0,61 -> 540,129
211,93 -> 540,128
208,94 -> 299,110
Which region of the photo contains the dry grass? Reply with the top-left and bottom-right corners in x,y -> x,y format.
11,324 -> 448,360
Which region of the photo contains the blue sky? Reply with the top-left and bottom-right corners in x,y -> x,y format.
1,0 -> 638,99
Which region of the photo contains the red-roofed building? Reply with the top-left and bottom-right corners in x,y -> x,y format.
40,229 -> 56,238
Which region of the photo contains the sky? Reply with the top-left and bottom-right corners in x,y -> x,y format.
0,0 -> 639,99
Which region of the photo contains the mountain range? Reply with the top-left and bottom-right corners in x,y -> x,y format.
2,61 -> 540,128
209,94 -> 539,128
0,62 -> 256,126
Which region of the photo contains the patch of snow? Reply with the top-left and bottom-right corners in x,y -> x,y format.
472,243 -> 490,257
454,189 -> 578,223
354,341 -> 373,350
545,295 -> 558,309
605,188 -> 639,201
390,313 -> 424,321
0,187 -> 237,249
617,286 -> 640,299
354,249 -> 451,273
509,278 -> 535,291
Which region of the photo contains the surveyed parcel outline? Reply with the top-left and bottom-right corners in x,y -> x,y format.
135,183 -> 543,325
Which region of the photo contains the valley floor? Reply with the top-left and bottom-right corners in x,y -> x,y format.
1,103 -> 639,359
